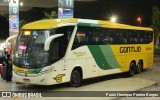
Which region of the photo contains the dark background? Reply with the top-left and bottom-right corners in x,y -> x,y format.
0,0 -> 160,38
74,0 -> 160,26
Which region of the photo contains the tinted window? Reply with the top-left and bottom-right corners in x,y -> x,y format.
72,26 -> 153,50
49,26 -> 74,64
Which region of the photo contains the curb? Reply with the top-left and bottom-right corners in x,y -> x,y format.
154,55 -> 160,57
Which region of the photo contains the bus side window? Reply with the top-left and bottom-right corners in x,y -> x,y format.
49,26 -> 74,64
92,33 -> 100,44
146,31 -> 153,44
75,32 -> 88,44
122,30 -> 130,44
137,31 -> 144,44
130,31 -> 138,44
103,32 -> 114,45
108,29 -> 118,44
91,27 -> 102,45
72,27 -> 89,50
118,32 -> 127,44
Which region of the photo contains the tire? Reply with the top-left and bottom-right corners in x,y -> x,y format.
128,62 -> 136,77
136,61 -> 143,74
70,70 -> 81,87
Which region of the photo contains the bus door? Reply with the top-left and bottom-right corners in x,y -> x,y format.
86,58 -> 99,78
49,26 -> 74,81
49,38 -> 69,82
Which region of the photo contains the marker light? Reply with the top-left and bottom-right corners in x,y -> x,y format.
77,33 -> 86,37
19,45 -> 27,50
24,31 -> 31,36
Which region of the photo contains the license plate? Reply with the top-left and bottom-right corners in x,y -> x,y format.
23,78 -> 30,82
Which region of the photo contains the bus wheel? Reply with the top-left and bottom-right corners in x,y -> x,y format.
128,62 -> 136,77
136,61 -> 143,74
70,70 -> 81,87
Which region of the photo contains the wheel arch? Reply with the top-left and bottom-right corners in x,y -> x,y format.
69,66 -> 83,87
131,60 -> 136,66
71,66 -> 83,80
138,59 -> 143,66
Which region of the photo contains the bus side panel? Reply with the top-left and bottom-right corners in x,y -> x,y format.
64,59 -> 86,82
110,43 -> 153,72
87,45 -> 123,76
86,57 -> 100,78
141,43 -> 154,69
64,43 -> 153,82
49,61 -> 64,84
66,46 -> 93,80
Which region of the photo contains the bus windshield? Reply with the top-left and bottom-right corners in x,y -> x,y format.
13,26 -> 74,69
13,30 -> 54,68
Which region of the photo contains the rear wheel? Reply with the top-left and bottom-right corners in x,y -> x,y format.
136,61 -> 143,74
128,62 -> 136,76
70,70 -> 81,87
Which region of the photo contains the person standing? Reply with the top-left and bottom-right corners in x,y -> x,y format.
1,48 -> 7,57
6,53 -> 12,82
2,51 -> 8,80
3,52 -> 12,82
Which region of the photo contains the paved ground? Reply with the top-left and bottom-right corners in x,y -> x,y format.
116,56 -> 160,100
0,56 -> 160,100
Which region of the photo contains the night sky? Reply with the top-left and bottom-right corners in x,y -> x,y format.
20,0 -> 160,26
74,0 -> 160,26
1,0 -> 160,38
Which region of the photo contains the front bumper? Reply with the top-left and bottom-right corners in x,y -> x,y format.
12,71 -> 53,85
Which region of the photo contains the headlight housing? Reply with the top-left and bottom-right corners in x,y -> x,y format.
38,68 -> 52,75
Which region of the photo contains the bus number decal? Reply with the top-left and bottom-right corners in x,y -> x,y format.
54,74 -> 65,83
146,47 -> 152,50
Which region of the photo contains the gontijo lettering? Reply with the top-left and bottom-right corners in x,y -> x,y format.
120,46 -> 141,53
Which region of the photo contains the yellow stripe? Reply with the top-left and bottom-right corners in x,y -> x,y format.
13,65 -> 28,73
21,18 -> 153,31
22,18 -> 77,30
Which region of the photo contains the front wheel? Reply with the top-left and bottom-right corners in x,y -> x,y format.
70,70 -> 81,87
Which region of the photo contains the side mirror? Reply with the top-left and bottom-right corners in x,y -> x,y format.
44,34 -> 64,51
5,35 -> 18,48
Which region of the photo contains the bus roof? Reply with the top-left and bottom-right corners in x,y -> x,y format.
22,18 -> 153,31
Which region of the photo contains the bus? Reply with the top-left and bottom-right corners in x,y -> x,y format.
13,18 -> 153,86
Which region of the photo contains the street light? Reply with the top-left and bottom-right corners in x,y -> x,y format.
19,2 -> 23,7
110,16 -> 117,22
137,17 -> 142,26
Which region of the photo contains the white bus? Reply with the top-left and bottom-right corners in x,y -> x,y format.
13,18 -> 153,86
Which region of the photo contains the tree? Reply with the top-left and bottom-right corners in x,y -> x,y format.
152,6 -> 160,48
44,11 -> 57,19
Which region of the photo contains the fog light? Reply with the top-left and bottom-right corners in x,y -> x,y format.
40,79 -> 45,83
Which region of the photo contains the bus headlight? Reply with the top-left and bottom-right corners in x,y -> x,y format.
39,68 -> 52,75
